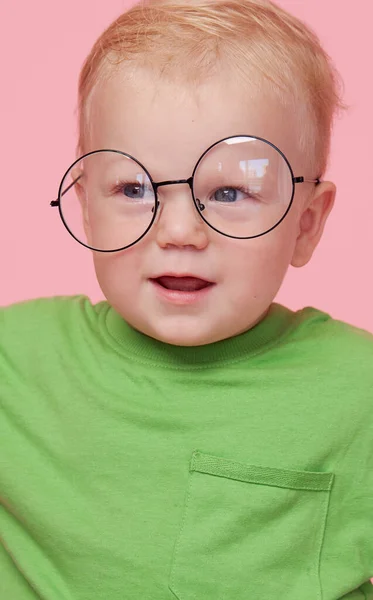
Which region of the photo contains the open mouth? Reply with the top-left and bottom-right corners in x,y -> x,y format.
152,276 -> 213,292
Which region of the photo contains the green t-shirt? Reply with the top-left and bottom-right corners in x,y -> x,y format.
1,295 -> 372,599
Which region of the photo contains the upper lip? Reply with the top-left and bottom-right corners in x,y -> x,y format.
150,273 -> 214,283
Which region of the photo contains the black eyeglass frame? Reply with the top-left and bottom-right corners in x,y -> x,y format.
51,134 -> 321,253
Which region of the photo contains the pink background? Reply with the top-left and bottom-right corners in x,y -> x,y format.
0,0 -> 372,333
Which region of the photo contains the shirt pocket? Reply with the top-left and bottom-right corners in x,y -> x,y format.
168,450 -> 334,600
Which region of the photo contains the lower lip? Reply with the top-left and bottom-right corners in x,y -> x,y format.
150,280 -> 215,305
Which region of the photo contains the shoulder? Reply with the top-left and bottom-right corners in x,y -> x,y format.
289,305 -> 373,356
283,303 -> 373,380
322,315 -> 373,386
0,295 -> 109,354
287,305 -> 373,413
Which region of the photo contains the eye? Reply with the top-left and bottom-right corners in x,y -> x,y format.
122,183 -> 145,199
113,181 -> 154,202
212,187 -> 255,203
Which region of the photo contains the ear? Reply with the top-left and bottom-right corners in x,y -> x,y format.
291,181 -> 336,268
71,166 -> 93,246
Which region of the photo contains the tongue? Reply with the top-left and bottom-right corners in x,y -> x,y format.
157,276 -> 210,292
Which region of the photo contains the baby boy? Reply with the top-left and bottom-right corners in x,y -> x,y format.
1,0 -> 372,598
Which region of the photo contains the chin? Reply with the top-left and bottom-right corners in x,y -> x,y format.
145,322 -> 220,347
151,330 -> 213,347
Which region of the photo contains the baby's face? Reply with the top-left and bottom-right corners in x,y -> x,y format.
84,65 -> 332,346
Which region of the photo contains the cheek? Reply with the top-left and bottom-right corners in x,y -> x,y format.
92,251 -> 143,295
221,231 -> 296,298
224,230 -> 295,275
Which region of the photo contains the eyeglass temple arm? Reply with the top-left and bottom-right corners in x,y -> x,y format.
294,176 -> 321,185
50,175 -> 82,207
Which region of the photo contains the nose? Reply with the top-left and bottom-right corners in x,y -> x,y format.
153,181 -> 209,249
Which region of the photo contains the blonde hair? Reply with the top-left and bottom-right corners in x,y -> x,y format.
78,0 -> 347,177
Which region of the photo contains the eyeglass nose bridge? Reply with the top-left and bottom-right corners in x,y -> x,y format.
153,176 -> 194,192
152,176 -> 206,212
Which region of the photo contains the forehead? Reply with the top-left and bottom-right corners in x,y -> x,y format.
88,64 -> 302,177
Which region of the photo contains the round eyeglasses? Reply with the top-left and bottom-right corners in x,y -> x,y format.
51,135 -> 320,252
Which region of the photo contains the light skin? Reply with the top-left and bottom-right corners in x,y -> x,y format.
80,65 -> 336,347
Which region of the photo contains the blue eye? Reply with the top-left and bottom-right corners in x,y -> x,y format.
123,183 -> 145,199
113,181 -> 154,202
213,187 -> 253,203
214,188 -> 239,203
